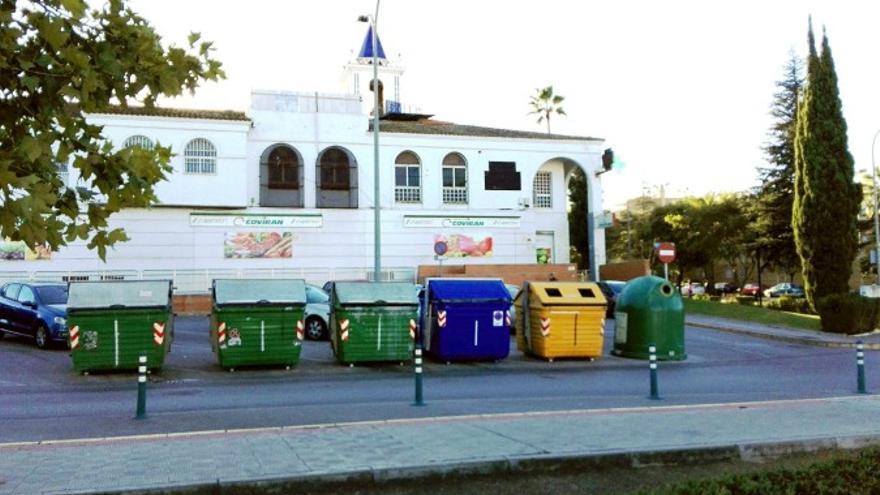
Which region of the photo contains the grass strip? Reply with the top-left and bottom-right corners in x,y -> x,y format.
684,299 -> 821,331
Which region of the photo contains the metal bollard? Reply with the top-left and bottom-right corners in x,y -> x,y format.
136,355 -> 147,419
413,345 -> 425,406
649,345 -> 660,400
857,341 -> 867,394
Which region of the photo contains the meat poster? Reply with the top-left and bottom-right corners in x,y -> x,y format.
433,233 -> 493,258
224,232 -> 293,259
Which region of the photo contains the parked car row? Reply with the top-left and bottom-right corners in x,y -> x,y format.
676,281 -> 806,299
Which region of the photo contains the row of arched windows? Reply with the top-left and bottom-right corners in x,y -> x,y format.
123,135 -> 217,175
119,136 -> 551,209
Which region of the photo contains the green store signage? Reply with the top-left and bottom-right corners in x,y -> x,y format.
403,215 -> 520,228
190,213 -> 323,228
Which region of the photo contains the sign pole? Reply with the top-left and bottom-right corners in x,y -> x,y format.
664,263 -> 669,281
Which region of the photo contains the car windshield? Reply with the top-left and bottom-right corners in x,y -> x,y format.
36,285 -> 68,305
306,285 -> 329,304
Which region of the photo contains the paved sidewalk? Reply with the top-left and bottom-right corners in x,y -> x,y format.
687,314 -> 880,349
2,395 -> 880,495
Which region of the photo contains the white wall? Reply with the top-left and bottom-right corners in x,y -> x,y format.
34,91 -> 607,278
87,113 -> 251,208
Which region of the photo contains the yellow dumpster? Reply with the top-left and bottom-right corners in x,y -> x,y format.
515,281 -> 608,360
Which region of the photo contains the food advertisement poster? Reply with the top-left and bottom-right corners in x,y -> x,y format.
0,240 -> 52,261
224,232 -> 292,259
433,233 -> 493,258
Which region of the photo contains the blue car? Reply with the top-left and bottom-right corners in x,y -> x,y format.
0,282 -> 69,349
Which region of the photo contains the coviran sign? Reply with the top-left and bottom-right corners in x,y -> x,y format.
190,213 -> 323,228
403,215 -> 520,228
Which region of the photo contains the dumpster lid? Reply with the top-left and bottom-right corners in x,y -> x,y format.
68,280 -> 171,309
334,282 -> 419,305
214,279 -> 306,305
428,278 -> 511,303
526,282 -> 608,306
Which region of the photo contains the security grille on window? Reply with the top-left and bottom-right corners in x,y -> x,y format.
123,135 -> 154,150
184,138 -> 217,174
442,152 -> 467,204
394,151 -> 421,203
533,171 -> 552,208
267,147 -> 299,189
320,148 -> 351,190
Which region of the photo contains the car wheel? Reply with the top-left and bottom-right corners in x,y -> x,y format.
34,324 -> 49,350
305,317 -> 327,341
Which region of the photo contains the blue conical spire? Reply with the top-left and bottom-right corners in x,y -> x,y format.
358,25 -> 386,60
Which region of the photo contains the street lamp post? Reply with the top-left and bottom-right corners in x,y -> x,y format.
873,130 -> 880,286
359,0 -> 381,282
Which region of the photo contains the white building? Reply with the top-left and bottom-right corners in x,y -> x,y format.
17,29 -> 608,290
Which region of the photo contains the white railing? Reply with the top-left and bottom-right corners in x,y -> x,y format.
0,267 -> 417,295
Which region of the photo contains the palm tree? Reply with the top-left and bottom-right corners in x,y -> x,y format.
528,86 -> 566,134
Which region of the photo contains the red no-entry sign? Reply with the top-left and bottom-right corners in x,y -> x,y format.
657,242 -> 676,264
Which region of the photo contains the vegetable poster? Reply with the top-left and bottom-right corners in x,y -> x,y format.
434,233 -> 493,258
224,232 -> 293,259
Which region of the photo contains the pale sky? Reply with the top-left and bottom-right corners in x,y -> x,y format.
120,0 -> 880,209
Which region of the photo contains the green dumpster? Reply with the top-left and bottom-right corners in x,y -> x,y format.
68,280 -> 174,373
612,276 -> 686,361
329,282 -> 418,365
210,279 -> 306,370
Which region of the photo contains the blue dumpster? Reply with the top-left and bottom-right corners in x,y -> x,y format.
424,278 -> 512,361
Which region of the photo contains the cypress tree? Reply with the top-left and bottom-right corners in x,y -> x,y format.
792,21 -> 861,310
568,168 -> 589,269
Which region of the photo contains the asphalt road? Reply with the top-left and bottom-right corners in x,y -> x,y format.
0,316 -> 871,443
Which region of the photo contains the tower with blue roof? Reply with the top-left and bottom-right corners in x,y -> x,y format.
343,25 -> 406,117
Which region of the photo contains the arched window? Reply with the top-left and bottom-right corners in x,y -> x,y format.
268,147 -> 299,189
123,135 -> 154,150
442,152 -> 467,204
394,151 -> 421,203
533,171 -> 552,208
184,138 -> 217,174
320,148 -> 350,190
317,147 -> 357,208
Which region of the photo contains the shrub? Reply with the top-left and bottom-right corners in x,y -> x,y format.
692,294 -> 711,302
764,295 -> 813,315
816,293 -> 880,335
735,295 -> 756,306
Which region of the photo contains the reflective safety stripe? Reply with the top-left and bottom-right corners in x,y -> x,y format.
218,322 -> 226,343
540,317 -> 551,337
437,310 -> 447,328
138,366 -> 147,373
409,319 -> 417,340
415,366 -> 423,373
138,376 -> 147,383
153,322 -> 165,346
340,319 -> 351,341
70,326 -> 80,349
296,320 -> 304,341
650,363 -> 657,369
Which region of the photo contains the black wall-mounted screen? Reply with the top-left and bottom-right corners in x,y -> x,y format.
484,161 -> 521,190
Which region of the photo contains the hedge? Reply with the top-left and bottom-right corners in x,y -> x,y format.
641,447 -> 880,495
816,293 -> 880,335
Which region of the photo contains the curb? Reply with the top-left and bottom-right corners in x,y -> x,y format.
687,319 -> 880,350
69,433 -> 880,495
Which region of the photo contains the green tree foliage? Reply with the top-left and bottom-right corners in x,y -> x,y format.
792,22 -> 861,309
754,51 -> 803,280
567,167 -> 588,269
0,0 -> 224,259
528,86 -> 566,134
610,195 -> 752,287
